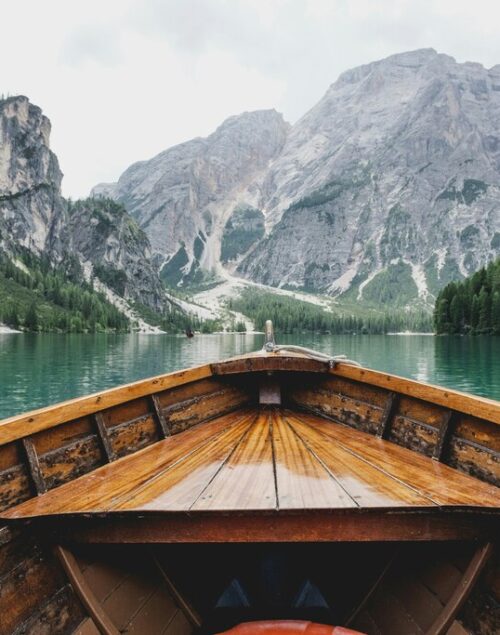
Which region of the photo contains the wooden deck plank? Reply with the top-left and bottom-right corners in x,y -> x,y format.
290,411 -> 500,507
112,413 -> 255,511
191,412 -> 277,510
285,413 -> 436,508
2,410 -> 253,519
2,407 -> 499,522
271,410 -> 355,509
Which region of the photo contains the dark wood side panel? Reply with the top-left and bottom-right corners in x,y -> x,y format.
0,442 -> 32,512
11,584 -> 86,635
0,530 -> 83,635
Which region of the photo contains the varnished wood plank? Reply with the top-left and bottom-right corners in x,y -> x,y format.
378,392 -> 398,439
153,556 -> 201,628
388,577 -> 443,631
112,413 -> 255,511
21,437 -> 47,495
192,413 -> 277,510
272,410 -> 356,509
0,547 -> 67,634
11,584 -> 86,635
433,411 -> 454,461
0,364 -> 213,445
332,362 -> 500,426
93,413 -> 115,463
2,411 -> 254,519
164,610 -> 192,635
46,509 -> 499,543
75,618 -> 101,635
124,585 -> 178,633
81,560 -> 128,604
368,589 -> 425,635
54,545 -> 120,635
426,542 -> 493,635
211,355 -> 329,375
445,621 -> 469,635
419,561 -> 462,605
291,411 -> 500,507
101,572 -> 156,632
285,413 -> 436,508
347,550 -> 399,627
150,394 -> 171,438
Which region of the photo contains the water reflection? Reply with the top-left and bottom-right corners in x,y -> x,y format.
1,333 -> 499,419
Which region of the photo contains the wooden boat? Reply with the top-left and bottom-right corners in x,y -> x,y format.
0,324 -> 499,635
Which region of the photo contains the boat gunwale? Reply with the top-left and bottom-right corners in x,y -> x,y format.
0,352 -> 499,448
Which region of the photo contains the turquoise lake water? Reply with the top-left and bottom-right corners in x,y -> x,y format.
0,333 -> 499,419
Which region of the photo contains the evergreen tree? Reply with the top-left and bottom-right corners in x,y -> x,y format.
434,256 -> 500,335
24,302 -> 39,331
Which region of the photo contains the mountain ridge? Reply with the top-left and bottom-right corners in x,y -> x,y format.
0,95 -> 176,329
92,48 -> 500,307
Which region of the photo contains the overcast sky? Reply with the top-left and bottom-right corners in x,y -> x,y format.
2,0 -> 500,197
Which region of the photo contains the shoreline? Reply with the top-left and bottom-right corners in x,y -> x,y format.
0,324 -> 21,334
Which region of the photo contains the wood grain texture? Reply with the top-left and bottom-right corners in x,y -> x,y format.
272,410 -> 354,509
285,413 -> 435,508
46,509 -> 499,543
192,412 -> 277,510
2,409 -> 499,522
112,413 -> 255,511
426,543 -> 493,635
21,437 -> 47,495
3,408 -> 500,519
2,410 -> 255,518
55,545 -> 120,635
292,411 -> 500,507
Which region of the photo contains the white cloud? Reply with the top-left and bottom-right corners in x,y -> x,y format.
1,0 -> 500,197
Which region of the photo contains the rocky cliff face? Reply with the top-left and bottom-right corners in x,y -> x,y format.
95,49 -> 500,306
67,198 -> 166,311
93,110 -> 290,286
0,96 -> 169,314
238,49 -> 500,303
0,96 -> 67,256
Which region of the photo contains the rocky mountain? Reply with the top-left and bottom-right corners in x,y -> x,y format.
92,110 -> 289,286
0,96 -> 169,315
94,49 -> 500,306
238,48 -> 500,304
0,96 -> 67,256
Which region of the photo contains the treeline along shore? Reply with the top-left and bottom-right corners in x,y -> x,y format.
434,257 -> 500,335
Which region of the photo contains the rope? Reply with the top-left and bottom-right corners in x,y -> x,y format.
264,343 -> 362,368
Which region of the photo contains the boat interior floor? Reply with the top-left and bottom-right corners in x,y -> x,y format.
3,407 -> 499,527
67,540 -> 487,635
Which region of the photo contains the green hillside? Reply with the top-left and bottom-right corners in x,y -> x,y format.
0,253 -> 129,332
229,287 -> 432,334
